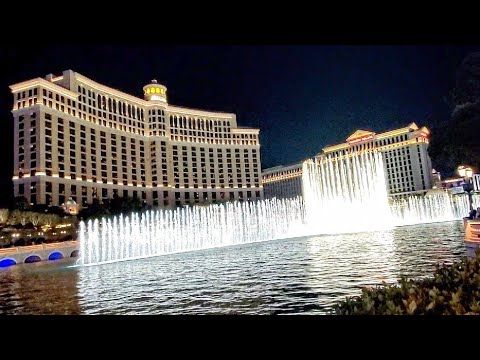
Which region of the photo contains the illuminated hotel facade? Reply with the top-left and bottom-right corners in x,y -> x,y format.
317,123 -> 433,197
10,70 -> 263,208
262,163 -> 303,199
262,123 -> 434,199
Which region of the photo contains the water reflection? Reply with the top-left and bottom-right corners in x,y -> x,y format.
0,258 -> 80,315
306,230 -> 398,295
0,221 -> 468,314
391,221 -> 466,279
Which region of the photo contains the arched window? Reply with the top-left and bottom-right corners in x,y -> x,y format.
0,259 -> 16,268
48,252 -> 64,260
25,255 -> 41,263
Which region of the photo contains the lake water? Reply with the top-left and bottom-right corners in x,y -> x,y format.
0,221 -> 468,314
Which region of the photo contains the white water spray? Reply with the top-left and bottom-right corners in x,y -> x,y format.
302,151 -> 393,234
79,151 -> 478,266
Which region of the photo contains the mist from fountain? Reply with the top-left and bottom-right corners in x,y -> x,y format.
302,151 -> 394,234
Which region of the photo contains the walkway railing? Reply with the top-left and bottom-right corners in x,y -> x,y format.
0,240 -> 79,255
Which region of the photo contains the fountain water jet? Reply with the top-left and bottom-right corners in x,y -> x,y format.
79,198 -> 307,266
78,151 -> 478,266
302,151 -> 393,234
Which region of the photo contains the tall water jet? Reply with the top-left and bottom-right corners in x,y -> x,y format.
79,197 -> 307,266
302,151 -> 394,234
390,193 -> 473,226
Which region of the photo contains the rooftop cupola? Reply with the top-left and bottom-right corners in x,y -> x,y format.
143,79 -> 167,103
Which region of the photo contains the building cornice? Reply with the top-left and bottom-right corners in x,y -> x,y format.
322,122 -> 429,153
9,78 -> 78,99
75,73 -> 149,107
167,105 -> 236,119
11,71 -> 245,122
318,137 -> 429,161
322,143 -> 350,153
262,163 -> 303,175
75,72 -> 239,118
231,128 -> 260,134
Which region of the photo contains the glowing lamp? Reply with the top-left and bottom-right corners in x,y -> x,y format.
458,165 -> 473,178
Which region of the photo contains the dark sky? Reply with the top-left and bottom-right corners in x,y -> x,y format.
0,45 -> 478,207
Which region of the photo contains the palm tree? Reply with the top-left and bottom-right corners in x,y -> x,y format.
29,212 -> 42,228
8,210 -> 22,226
18,212 -> 29,227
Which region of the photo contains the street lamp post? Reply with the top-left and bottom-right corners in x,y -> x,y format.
458,165 -> 474,212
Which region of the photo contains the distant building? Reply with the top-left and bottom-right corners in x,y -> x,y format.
316,123 -> 434,197
262,163 -> 303,199
10,70 -> 263,209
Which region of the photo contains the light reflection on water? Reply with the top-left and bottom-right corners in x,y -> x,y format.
0,221 -> 467,314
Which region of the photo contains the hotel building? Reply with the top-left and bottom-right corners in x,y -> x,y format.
262,163 -> 303,199
316,123 -> 433,197
263,123 -> 434,199
10,70 -> 263,208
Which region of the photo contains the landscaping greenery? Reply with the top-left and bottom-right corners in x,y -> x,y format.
0,208 -> 76,248
334,249 -> 480,315
0,209 -> 71,228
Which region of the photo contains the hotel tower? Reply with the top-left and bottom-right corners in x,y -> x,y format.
263,123 -> 434,199
10,70 -> 263,208
317,123 -> 433,197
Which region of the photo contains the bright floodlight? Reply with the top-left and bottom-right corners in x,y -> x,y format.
458,165 -> 473,178
465,167 -> 473,178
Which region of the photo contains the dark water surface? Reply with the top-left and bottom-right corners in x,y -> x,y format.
0,221 -> 467,314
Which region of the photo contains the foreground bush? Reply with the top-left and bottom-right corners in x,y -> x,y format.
334,249 -> 480,315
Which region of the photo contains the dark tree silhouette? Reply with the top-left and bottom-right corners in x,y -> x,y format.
12,196 -> 30,211
428,52 -> 480,176
452,52 -> 480,106
77,195 -> 145,220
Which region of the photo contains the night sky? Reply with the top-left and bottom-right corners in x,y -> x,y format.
0,45 -> 478,207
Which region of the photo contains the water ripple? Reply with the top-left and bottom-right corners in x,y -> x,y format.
0,221 -> 467,314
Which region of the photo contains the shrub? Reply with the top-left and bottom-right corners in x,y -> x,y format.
334,249 -> 480,315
